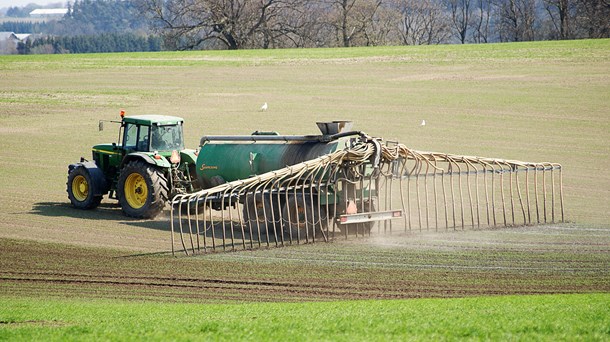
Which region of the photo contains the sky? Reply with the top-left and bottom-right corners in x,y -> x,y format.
0,0 -> 67,9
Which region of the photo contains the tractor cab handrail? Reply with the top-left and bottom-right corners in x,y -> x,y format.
199,131 -> 365,146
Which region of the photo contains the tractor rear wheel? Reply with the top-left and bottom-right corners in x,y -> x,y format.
282,195 -> 327,242
67,166 -> 103,209
117,160 -> 168,219
242,193 -> 279,235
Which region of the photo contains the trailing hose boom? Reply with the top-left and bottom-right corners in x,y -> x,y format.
172,121 -> 564,255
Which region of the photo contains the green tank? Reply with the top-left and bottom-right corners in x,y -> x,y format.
196,121 -> 357,188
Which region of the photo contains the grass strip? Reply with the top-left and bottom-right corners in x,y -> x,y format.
1,293 -> 608,341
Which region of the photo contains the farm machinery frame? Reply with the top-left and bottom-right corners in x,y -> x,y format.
67,111 -> 200,219
66,113 -> 564,255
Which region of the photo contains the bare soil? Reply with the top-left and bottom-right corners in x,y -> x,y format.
1,224 -> 607,303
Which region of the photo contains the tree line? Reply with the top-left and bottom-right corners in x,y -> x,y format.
4,4 -> 42,18
3,0 -> 609,54
144,0 -> 609,50
19,33 -> 162,54
0,21 -> 49,34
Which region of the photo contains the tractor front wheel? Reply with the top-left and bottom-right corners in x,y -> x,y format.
117,160 -> 168,219
67,166 -> 103,210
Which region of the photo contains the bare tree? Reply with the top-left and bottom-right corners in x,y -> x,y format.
495,0 -> 537,42
393,0 -> 451,45
272,1 -> 329,47
574,0 -> 610,38
471,0 -> 492,43
325,0 -> 383,47
140,0 -> 295,50
543,0 -> 576,39
357,0 -> 391,45
335,0 -> 358,47
447,0 -> 473,43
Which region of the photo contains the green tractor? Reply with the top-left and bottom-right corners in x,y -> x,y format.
67,112 -> 200,219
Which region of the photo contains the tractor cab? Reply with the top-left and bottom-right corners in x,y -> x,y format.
91,114 -> 188,181
121,115 -> 185,154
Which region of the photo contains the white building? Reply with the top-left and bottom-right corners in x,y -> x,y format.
15,34 -> 32,41
29,8 -> 69,18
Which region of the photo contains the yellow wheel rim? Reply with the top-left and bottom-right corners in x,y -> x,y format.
124,173 -> 148,209
71,175 -> 89,202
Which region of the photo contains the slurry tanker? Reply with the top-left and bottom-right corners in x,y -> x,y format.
67,111 -> 564,254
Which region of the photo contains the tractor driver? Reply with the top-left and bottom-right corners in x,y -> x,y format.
151,127 -> 169,151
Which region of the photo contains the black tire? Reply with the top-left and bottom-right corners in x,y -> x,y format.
67,166 -> 103,210
117,160 -> 168,219
243,193 -> 277,235
282,195 -> 327,241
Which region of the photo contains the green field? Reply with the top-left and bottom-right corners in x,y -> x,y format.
2,294 -> 608,341
1,39 -> 609,339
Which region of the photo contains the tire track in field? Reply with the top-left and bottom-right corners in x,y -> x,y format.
0,270 -> 336,292
221,254 -> 609,273
1,270 -> 415,299
1,270 -> 604,302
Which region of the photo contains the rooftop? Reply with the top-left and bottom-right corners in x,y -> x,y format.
29,8 -> 69,16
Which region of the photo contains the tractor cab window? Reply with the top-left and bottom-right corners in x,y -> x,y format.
123,124 -> 150,152
151,123 -> 184,151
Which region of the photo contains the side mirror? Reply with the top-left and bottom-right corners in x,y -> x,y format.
98,121 -> 104,131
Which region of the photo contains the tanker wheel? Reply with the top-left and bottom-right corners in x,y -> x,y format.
242,193 -> 279,235
117,160 -> 168,219
67,166 -> 102,210
339,200 -> 376,235
282,195 -> 327,242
